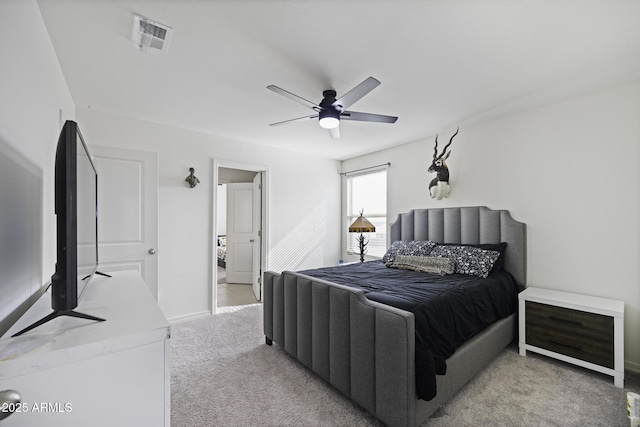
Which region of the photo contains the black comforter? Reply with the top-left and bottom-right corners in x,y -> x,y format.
299,260 -> 518,401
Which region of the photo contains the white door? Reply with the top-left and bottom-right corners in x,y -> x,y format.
251,173 -> 262,300
78,145 -> 159,299
226,183 -> 254,284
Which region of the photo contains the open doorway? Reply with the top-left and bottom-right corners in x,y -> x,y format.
213,160 -> 268,313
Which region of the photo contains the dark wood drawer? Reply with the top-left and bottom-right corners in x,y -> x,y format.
525,301 -> 613,342
525,301 -> 614,368
526,323 -> 614,368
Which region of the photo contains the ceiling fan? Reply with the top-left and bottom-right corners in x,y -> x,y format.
267,77 -> 398,139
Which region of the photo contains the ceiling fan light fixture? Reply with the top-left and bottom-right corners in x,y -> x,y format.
318,109 -> 340,129
267,77 -> 397,137
319,117 -> 340,129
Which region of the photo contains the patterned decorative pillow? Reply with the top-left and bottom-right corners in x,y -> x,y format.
390,255 -> 455,275
440,242 -> 507,273
382,240 -> 437,264
429,245 -> 500,278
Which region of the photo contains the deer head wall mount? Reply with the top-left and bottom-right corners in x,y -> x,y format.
428,127 -> 458,200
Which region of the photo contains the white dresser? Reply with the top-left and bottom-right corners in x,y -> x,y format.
0,271 -> 170,426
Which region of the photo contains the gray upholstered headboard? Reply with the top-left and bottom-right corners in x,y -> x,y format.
389,206 -> 527,288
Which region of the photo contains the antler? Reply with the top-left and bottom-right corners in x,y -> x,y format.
432,135 -> 439,159
435,127 -> 459,159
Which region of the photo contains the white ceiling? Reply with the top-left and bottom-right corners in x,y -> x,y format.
37,0 -> 640,160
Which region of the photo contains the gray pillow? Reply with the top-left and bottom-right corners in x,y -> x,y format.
382,240 -> 437,264
389,255 -> 456,275
429,245 -> 500,278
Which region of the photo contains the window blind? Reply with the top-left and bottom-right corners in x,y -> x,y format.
346,169 -> 387,258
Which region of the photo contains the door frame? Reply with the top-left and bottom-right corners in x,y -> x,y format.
211,158 -> 269,312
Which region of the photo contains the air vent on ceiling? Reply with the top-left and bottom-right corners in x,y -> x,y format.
132,14 -> 173,54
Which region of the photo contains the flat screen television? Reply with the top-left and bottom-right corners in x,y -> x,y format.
13,120 -> 108,337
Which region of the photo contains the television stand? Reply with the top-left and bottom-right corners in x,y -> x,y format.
11,309 -> 105,337
82,270 -> 112,281
1,271 -> 170,427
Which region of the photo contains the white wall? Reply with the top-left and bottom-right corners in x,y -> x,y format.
0,1 -> 74,297
75,109 -> 342,321
341,81 -> 640,371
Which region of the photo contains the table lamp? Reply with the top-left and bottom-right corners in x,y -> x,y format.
348,210 -> 376,262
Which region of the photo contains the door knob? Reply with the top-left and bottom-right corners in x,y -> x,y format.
148,248 -> 157,255
0,390 -> 21,421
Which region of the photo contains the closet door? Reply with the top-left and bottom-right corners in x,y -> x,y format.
226,183 -> 254,284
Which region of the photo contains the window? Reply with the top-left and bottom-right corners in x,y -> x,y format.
346,169 -> 387,258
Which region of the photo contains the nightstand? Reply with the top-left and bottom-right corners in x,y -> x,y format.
518,287 -> 624,387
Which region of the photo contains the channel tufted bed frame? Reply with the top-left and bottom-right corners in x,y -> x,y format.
263,206 -> 526,427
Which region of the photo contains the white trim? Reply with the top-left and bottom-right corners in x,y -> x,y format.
211,158 -> 269,313
167,310 -> 212,324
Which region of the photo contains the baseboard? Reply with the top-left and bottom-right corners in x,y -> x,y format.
626,360 -> 640,374
168,310 -> 212,324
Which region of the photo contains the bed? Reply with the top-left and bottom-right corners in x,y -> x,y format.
216,235 -> 226,268
263,206 -> 526,427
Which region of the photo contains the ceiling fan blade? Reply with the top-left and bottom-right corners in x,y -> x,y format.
328,126 -> 340,139
269,114 -> 318,127
340,111 -> 398,124
332,77 -> 380,110
267,85 -> 321,111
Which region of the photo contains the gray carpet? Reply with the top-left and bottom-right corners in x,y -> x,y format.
171,304 -> 638,427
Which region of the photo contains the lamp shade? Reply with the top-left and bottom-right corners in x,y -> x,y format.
349,214 -> 376,233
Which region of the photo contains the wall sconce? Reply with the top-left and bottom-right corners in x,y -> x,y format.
348,210 -> 376,262
185,167 -> 200,188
